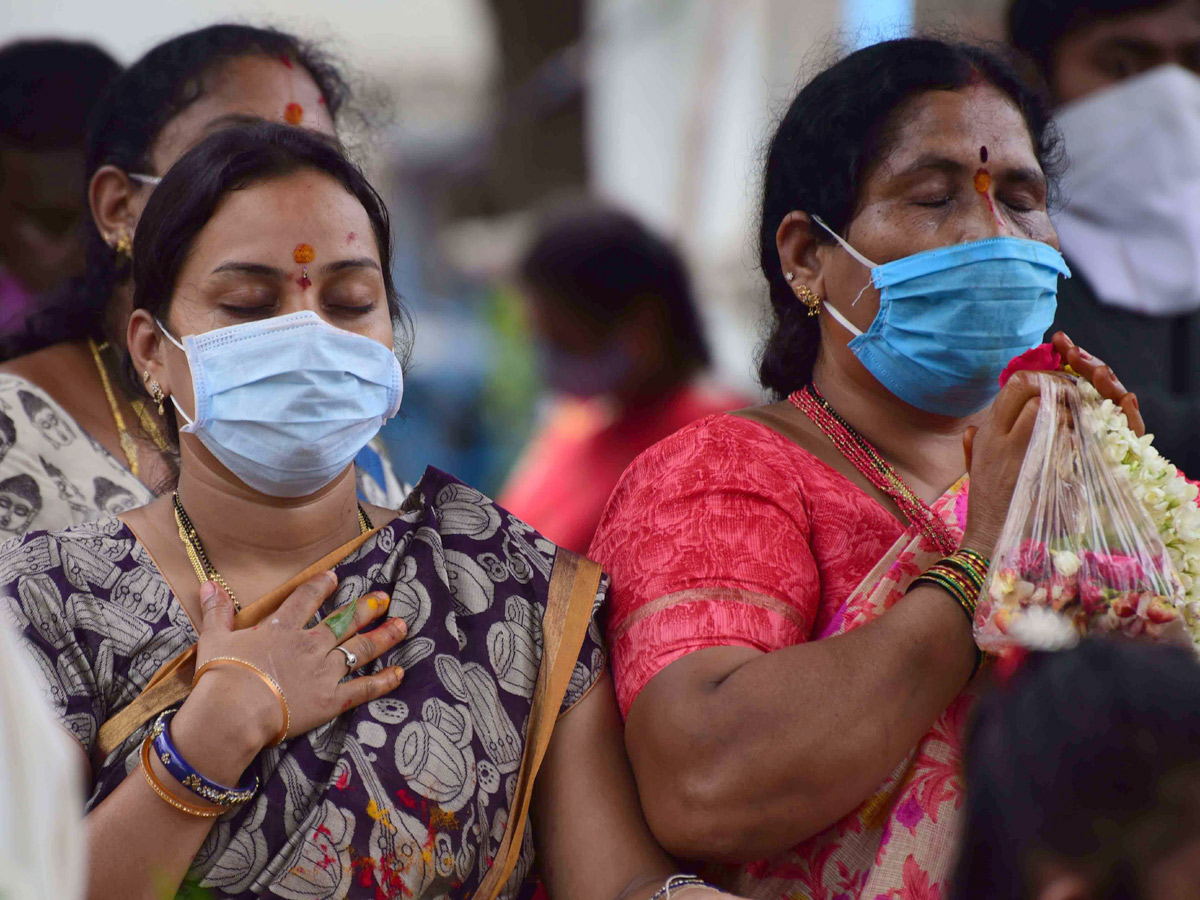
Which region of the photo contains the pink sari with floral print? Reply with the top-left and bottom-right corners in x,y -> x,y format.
712,476 -> 975,900
592,413 -> 977,900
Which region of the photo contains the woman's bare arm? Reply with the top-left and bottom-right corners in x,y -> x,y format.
622,586 -> 974,864
84,676 -> 270,900
531,672 -> 738,900
82,576 -> 406,900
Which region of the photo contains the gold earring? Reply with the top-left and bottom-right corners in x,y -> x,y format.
795,284 -> 822,317
146,378 -> 165,416
112,229 -> 133,259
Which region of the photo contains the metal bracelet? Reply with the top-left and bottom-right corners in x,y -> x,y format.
150,709 -> 259,807
649,875 -> 719,900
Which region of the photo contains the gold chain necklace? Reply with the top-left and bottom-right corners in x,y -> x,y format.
88,338 -> 169,478
173,491 -> 373,612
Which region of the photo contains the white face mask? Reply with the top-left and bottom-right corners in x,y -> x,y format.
1053,64 -> 1200,316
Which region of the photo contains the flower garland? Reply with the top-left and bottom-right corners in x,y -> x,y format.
979,345 -> 1200,653
1077,379 -> 1200,647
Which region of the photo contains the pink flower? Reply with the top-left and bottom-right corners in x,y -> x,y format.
1079,578 -> 1106,615
1015,540 -> 1050,581
999,343 -> 1062,388
1083,552 -> 1145,590
895,795 -> 925,834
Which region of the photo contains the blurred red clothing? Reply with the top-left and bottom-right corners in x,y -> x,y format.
499,381 -> 753,554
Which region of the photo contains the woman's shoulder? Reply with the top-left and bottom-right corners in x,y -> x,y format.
0,363 -> 151,536
398,466 -> 562,568
617,408 -> 832,488
0,516 -> 146,588
2,508 -> 136,548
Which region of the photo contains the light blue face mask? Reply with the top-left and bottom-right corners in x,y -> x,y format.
812,215 -> 1070,417
159,310 -> 403,497
537,340 -> 635,398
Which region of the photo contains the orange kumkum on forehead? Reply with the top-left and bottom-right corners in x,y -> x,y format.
293,243 -> 315,264
284,102 -> 304,125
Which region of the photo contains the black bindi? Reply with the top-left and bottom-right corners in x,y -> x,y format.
980,145 -> 988,163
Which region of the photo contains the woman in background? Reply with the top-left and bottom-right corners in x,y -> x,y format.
0,24 -> 405,537
500,204 -> 750,553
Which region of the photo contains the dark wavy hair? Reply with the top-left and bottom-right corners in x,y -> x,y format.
756,37 -> 1063,397
519,203 -> 710,368
951,639 -> 1200,900
127,121 -> 409,446
5,24 -> 350,358
0,39 -> 120,149
1007,0 -> 1179,83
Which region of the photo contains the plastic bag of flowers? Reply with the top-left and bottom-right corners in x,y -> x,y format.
974,351 -> 1200,654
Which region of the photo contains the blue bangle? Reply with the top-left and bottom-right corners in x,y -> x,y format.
149,709 -> 259,807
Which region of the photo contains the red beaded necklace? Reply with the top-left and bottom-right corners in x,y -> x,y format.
789,383 -> 958,554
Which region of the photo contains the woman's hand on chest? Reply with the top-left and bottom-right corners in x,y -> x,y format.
180,573 -> 408,770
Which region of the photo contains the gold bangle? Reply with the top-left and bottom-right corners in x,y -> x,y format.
193,656 -> 290,747
140,734 -> 226,818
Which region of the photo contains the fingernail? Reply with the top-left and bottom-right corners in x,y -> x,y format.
392,667 -> 405,684
1078,348 -> 1094,361
324,571 -> 338,585
1061,332 -> 1074,347
200,581 -> 217,602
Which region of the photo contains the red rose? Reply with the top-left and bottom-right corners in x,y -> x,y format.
999,343 -> 1063,388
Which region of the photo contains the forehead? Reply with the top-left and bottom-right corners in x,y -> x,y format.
152,54 -> 335,170
1072,0 -> 1200,45
185,169 -> 377,263
872,84 -> 1037,173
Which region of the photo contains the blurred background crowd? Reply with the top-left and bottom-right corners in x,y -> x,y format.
0,0 -> 1022,516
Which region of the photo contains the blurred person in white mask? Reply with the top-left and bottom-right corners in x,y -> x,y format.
0,620 -> 85,900
1009,0 -> 1200,472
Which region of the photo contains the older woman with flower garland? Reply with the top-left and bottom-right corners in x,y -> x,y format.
589,37 -> 1143,898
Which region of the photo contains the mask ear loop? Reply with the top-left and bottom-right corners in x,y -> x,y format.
155,319 -> 196,428
810,214 -> 878,307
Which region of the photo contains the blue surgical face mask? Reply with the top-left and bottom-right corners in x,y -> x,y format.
537,340 -> 635,398
812,215 -> 1069,417
158,310 -> 403,497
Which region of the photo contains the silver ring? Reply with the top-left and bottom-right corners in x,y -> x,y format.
336,645 -> 358,670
